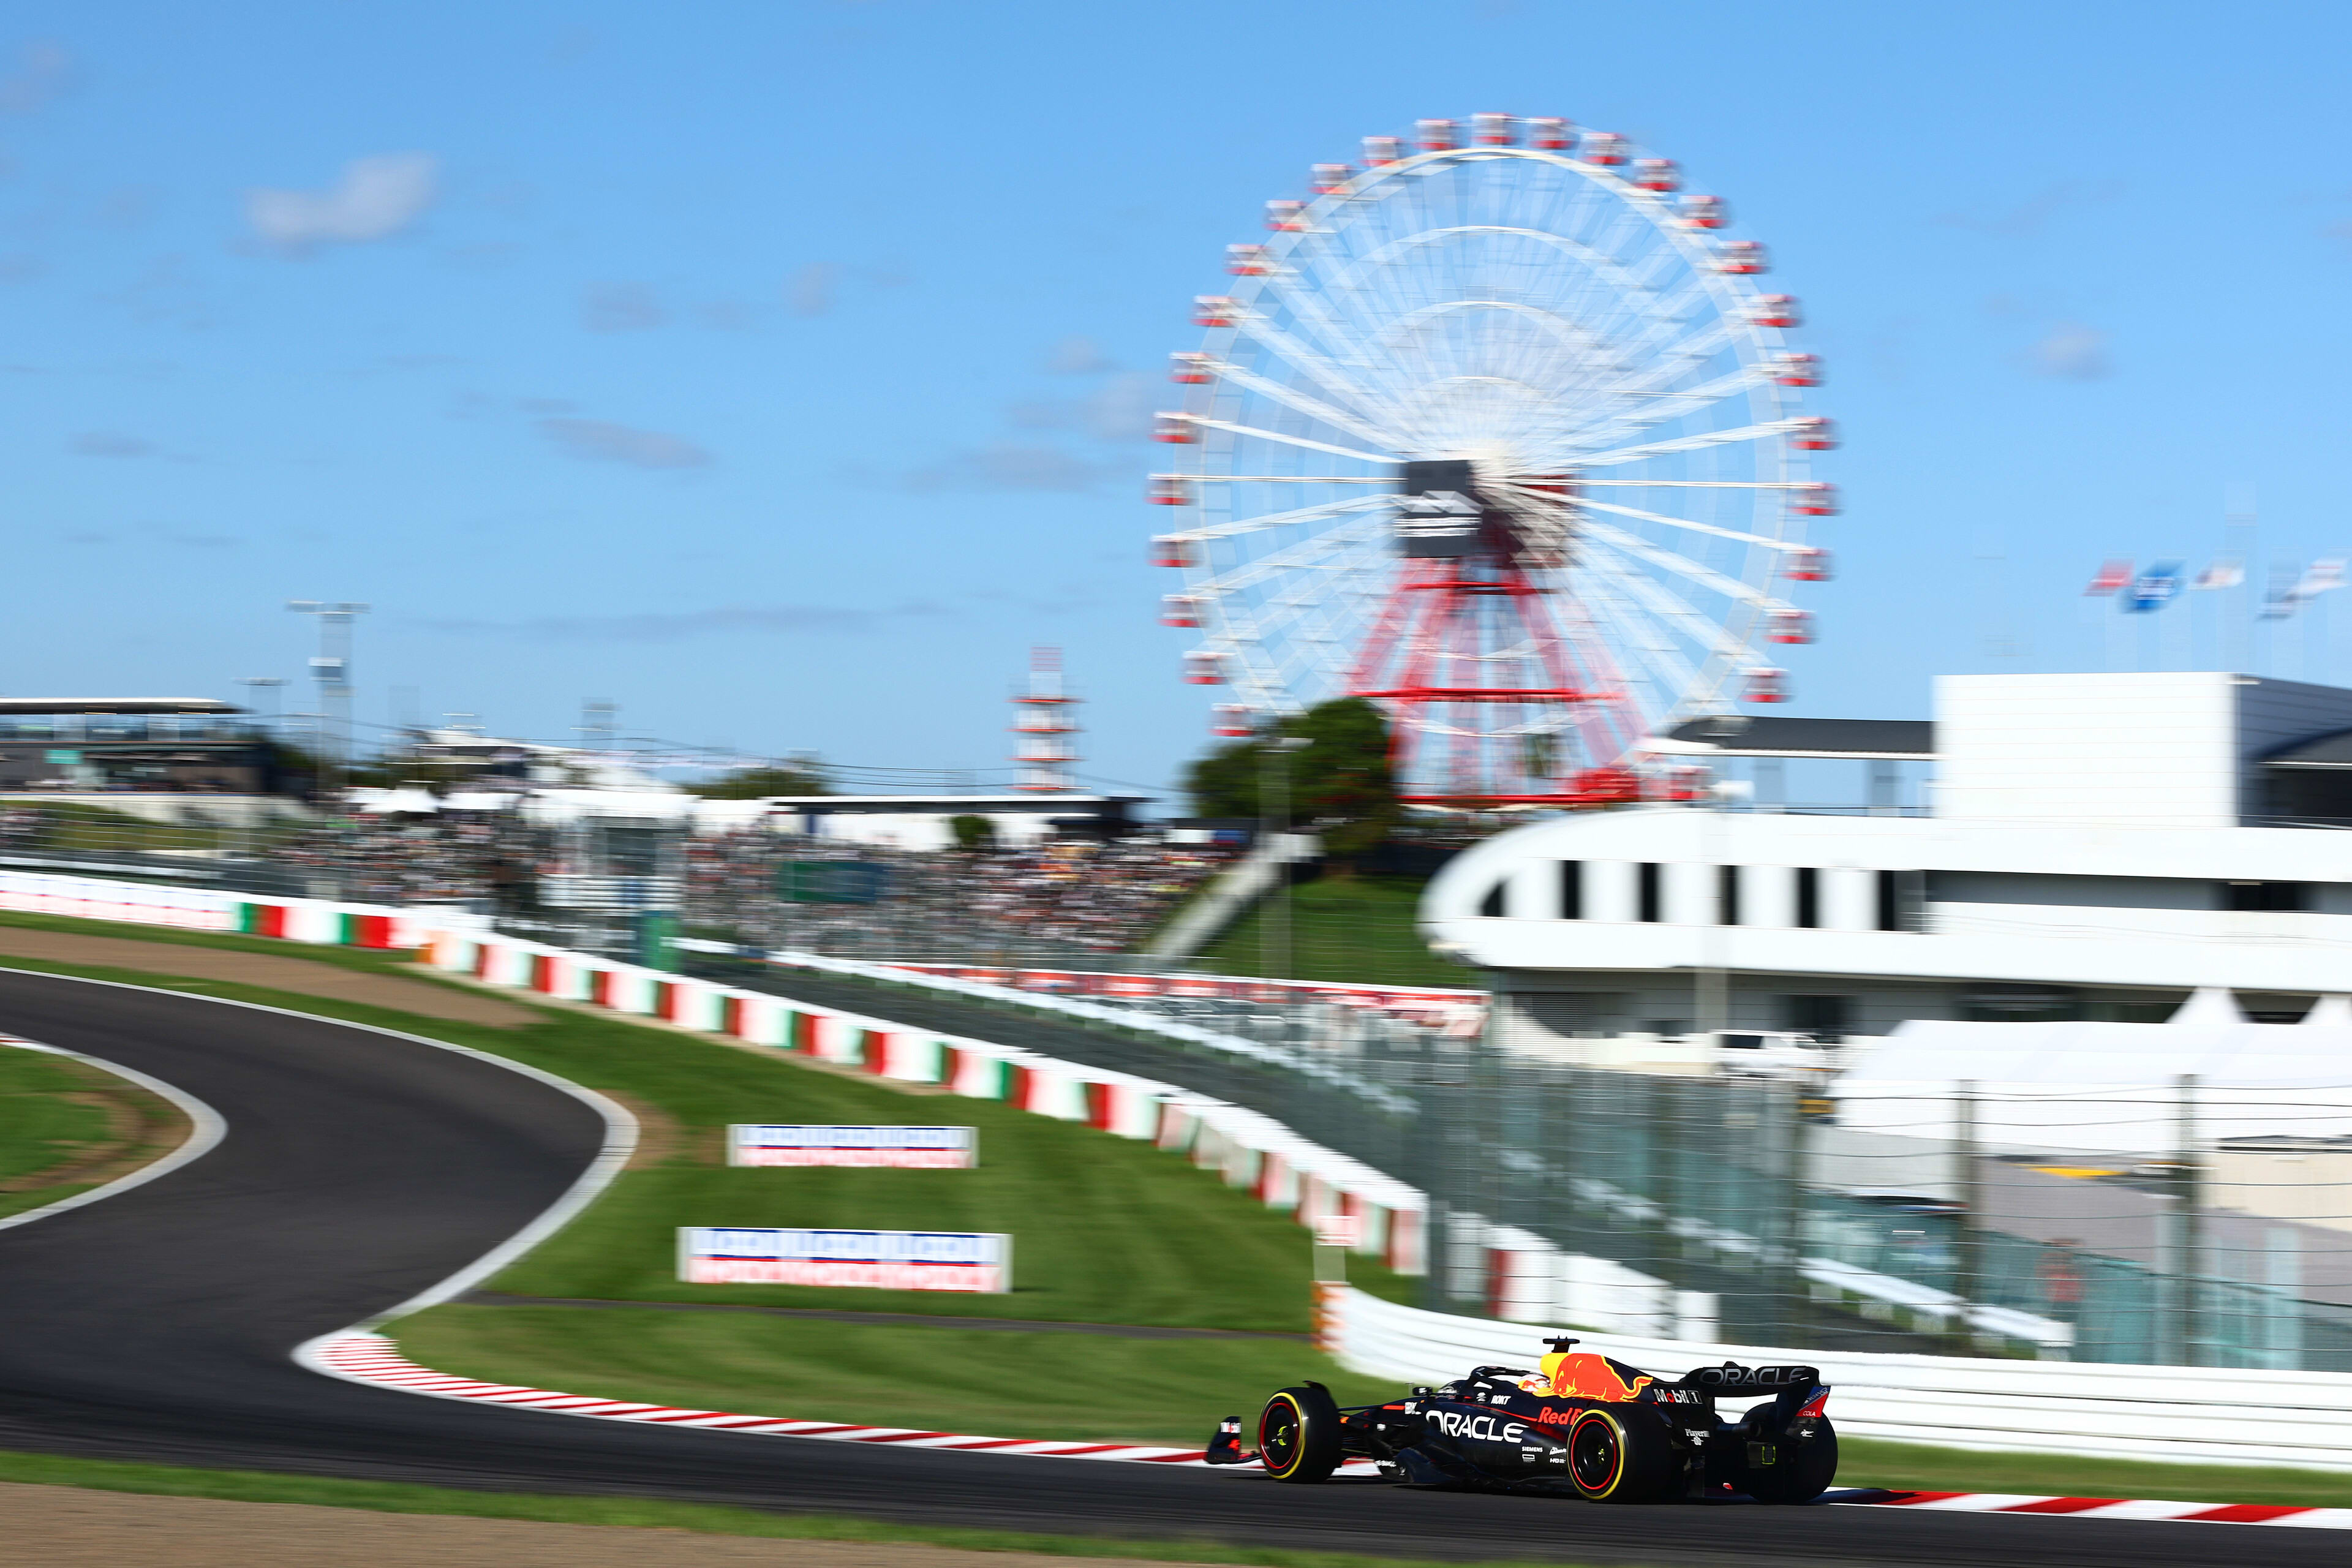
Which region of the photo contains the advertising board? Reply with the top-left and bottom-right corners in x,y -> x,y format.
728,1125 -> 978,1169
677,1227 -> 1012,1291
1395,458 -> 1484,559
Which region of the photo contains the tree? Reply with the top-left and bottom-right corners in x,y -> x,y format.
948,813 -> 996,852
687,755 -> 832,799
1183,697 -> 1399,861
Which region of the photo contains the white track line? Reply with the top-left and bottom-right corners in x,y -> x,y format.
0,1030 -> 226,1232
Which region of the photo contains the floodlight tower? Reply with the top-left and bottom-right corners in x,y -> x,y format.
287,600 -> 369,792
1010,646 -> 1080,793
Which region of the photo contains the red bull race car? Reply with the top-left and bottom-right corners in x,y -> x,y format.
1207,1337 -> 1835,1504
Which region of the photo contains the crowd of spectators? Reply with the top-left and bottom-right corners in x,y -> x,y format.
1,796 -> 1236,960
684,831 -> 1236,961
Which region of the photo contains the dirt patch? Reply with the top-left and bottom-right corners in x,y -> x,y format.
599,1089 -> 687,1169
0,1482 -> 1217,1568
0,1057 -> 190,1196
0,929 -> 535,1028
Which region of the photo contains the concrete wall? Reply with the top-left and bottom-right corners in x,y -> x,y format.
1936,672 -> 2242,827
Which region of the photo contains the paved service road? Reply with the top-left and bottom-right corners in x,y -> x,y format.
0,968 -> 2307,1568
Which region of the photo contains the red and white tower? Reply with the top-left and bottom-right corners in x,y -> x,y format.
1011,646 -> 1081,793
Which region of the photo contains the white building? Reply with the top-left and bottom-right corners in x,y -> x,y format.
1422,673 -> 2352,1047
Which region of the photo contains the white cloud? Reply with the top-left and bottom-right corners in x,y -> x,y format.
69,431 -> 154,458
0,41 -> 72,116
1083,371 -> 1157,442
537,417 -> 712,469
904,443 -> 1115,492
2026,322 -> 2111,380
245,153 -> 439,252
786,262 -> 835,317
1046,335 -> 1114,374
579,281 -> 666,332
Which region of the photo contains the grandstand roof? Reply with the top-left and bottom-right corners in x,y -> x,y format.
0,698 -> 244,716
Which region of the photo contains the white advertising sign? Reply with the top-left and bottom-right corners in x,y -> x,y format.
728,1125 -> 978,1169
677,1227 -> 1013,1292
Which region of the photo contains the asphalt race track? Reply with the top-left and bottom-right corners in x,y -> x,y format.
0,967 -> 2315,1568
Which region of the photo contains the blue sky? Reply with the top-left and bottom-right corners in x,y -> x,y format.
7,2 -> 2352,799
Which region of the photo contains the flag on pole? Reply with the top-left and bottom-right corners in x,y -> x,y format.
2123,561 -> 2185,613
2085,558 -> 2132,595
2264,556 -> 2348,617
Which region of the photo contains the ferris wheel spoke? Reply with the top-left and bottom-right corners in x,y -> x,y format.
1573,420 -> 1810,466
1182,492 -> 1391,545
1561,366 -> 1766,447
1193,511 -> 1392,595
1580,478 -> 1808,491
1577,518 -> 1782,609
1229,315 -> 1409,432
1186,417 -> 1398,466
1197,360 -> 1400,450
1254,265 -> 1426,420
1581,548 -> 1755,691
1557,492 -> 1803,553
1574,571 -> 1702,721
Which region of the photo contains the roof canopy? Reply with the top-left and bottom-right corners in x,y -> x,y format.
1656,717 -> 1934,760
0,698 -> 244,716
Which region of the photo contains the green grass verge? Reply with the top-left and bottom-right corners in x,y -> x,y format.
16,913 -> 2352,1515
0,1449 -> 1611,1568
399,1304 -> 1388,1446
0,938 -> 1401,1332
0,1046 -> 113,1218
1193,876 -> 1466,988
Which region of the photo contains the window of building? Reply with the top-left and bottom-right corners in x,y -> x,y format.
1795,866 -> 1820,929
1876,869 -> 1924,932
1479,880 -> 1506,918
1719,864 -> 1741,925
1638,862 -> 1662,922
1784,994 -> 1849,1041
1559,860 -> 1582,920
2224,880 -> 2309,913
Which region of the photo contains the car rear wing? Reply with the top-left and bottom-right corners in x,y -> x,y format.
1674,1362 -> 1823,1394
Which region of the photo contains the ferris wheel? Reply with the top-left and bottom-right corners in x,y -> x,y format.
1149,113 -> 1835,805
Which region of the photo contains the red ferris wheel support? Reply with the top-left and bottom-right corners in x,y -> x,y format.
1345,551 -> 1651,807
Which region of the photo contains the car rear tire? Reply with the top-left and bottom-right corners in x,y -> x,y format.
1566,1408 -> 1678,1503
1257,1384 -> 1343,1483
1744,1417 -> 1839,1504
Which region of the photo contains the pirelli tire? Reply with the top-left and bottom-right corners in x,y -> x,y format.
1257,1384 -> 1344,1483
1743,1417 -> 1839,1504
1565,1406 -> 1678,1504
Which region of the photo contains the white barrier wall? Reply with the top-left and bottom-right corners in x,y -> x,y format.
1319,1283 -> 2352,1471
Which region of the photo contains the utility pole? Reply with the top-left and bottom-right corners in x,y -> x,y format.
286,601 -> 369,795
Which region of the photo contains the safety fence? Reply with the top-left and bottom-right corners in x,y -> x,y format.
1319,1283 -> 2352,1471
13,865 -> 2352,1396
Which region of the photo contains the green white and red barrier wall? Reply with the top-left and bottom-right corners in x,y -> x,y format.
0,869 -> 442,949
424,927 -> 1428,1275
0,867 -> 1426,1273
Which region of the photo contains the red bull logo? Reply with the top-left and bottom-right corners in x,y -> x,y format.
1536,1351 -> 1652,1403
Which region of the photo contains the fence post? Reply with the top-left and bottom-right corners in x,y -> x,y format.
1954,1080 -> 1980,1352
2179,1072 -> 2203,1367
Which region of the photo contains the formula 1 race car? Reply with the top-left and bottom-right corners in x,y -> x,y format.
1207,1336 -> 1834,1504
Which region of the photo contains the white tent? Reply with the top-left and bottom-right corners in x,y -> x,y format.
1833,992 -> 2352,1156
